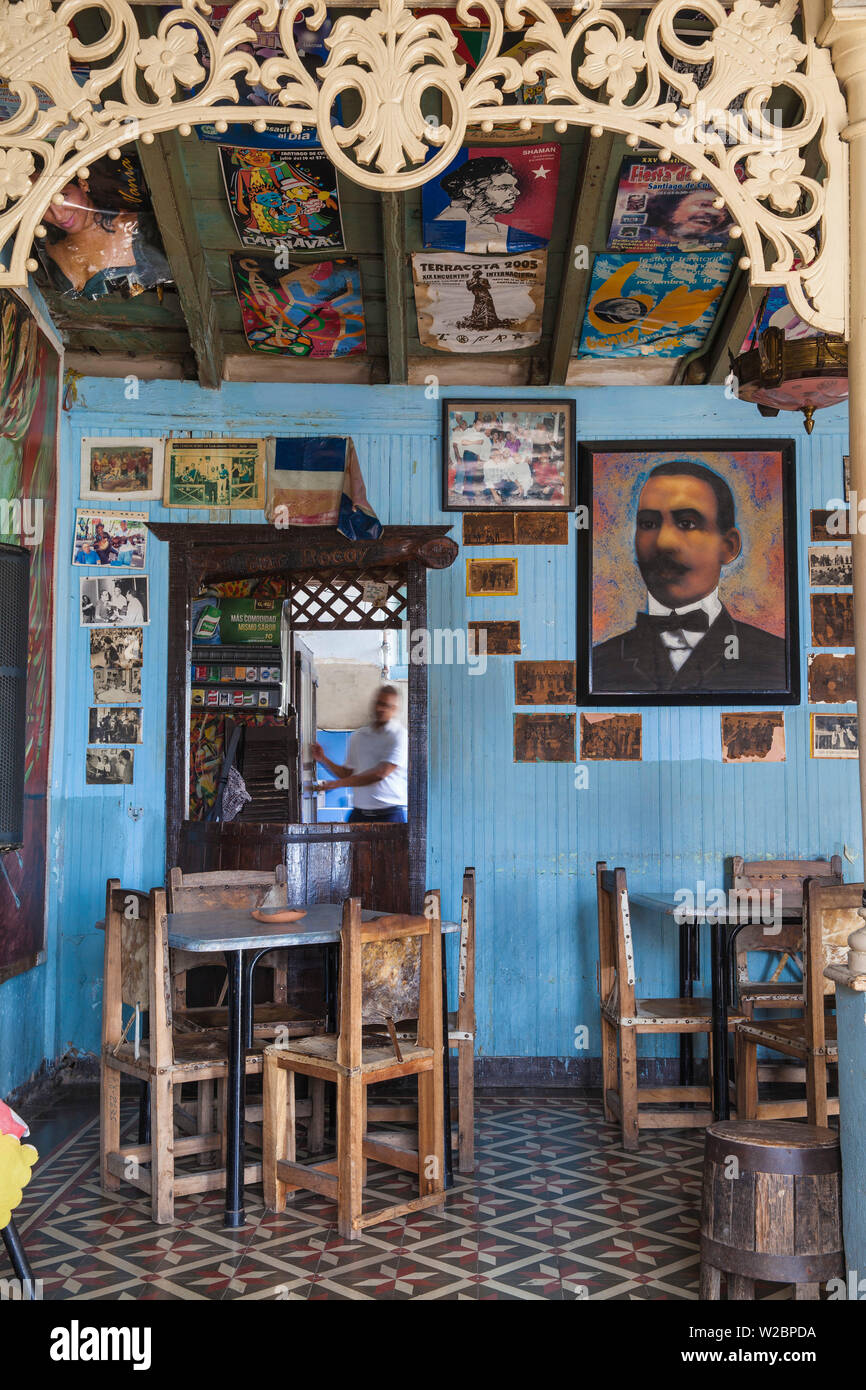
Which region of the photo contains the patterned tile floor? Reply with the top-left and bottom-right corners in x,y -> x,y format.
10,1091 -> 789,1301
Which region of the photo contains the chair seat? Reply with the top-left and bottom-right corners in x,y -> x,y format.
108,1032 -> 269,1071
266,1033 -> 435,1076
739,982 -> 804,1003
175,1002 -> 326,1037
737,1014 -> 838,1055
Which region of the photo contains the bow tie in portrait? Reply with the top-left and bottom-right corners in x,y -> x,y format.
637,609 -> 711,635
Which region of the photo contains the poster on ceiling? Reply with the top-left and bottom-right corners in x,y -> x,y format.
578,252 -> 732,358
607,154 -> 735,253
231,253 -> 367,356
220,147 -> 344,251
412,251 -> 546,353
739,284 -> 819,350
422,144 -> 560,253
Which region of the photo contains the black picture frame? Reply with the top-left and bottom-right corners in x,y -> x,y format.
577,438 -> 800,706
442,398 -> 575,512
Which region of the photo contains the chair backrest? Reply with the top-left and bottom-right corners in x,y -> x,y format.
803,881 -> 864,1032
456,868 -> 476,1035
101,880 -> 173,1068
167,865 -> 288,985
337,894 -> 443,1069
596,862 -> 636,1019
730,855 -> 843,961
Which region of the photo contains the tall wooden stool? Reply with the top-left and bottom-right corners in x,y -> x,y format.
700,1121 -> 843,1299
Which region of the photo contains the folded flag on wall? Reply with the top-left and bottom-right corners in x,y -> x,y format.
266,436 -> 382,539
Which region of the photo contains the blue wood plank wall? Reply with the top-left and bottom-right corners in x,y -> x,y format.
1,378 -> 859,1094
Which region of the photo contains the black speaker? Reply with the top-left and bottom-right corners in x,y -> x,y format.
0,542 -> 30,852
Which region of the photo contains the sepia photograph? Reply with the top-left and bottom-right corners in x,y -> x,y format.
89,627 -> 143,669
515,513 -> 569,545
580,713 -> 642,761
85,748 -> 135,785
468,620 -> 521,656
514,713 -> 575,762
80,436 -> 164,501
808,544 -> 852,588
579,440 -> 799,704
80,575 -> 149,627
811,508 -> 849,542
811,592 -> 854,647
462,512 -> 515,545
514,661 -> 576,705
88,706 -> 143,745
444,399 -> 574,511
73,507 -> 148,568
807,652 -> 856,704
164,437 -> 265,509
811,713 -> 859,759
720,712 -> 785,763
92,666 -> 142,704
466,558 -> 518,596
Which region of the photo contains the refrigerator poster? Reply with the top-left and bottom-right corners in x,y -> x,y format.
412,251 -> 546,353
607,154 -> 735,253
231,254 -> 366,357
578,252 -> 733,358
220,147 -> 343,251
422,144 -> 560,253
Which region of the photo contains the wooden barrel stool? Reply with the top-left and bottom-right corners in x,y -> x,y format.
700,1121 -> 843,1300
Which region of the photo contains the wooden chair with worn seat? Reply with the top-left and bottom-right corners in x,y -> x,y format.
597,862 -> 742,1150
366,867 -> 477,1172
729,856 -> 843,1018
262,893 -> 445,1240
734,878 -> 856,1124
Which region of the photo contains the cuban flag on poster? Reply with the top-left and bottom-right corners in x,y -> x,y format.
422,145 -> 561,254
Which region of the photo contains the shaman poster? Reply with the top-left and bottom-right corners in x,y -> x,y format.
231,254 -> 366,357
607,154 -> 734,253
578,252 -> 732,358
422,145 -> 560,253
220,147 -> 343,252
412,251 -> 546,353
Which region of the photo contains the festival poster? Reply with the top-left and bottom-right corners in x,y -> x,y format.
607,154 -> 734,253
739,284 -> 819,351
578,252 -> 732,359
412,251 -> 546,353
231,254 -> 366,357
220,147 -> 343,252
422,145 -> 560,253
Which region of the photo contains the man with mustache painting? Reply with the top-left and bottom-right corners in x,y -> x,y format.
591,460 -> 787,693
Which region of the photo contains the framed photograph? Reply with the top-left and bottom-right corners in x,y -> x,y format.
811,713 -> 859,759
80,576 -> 150,627
720,712 -> 785,763
80,437 -> 164,501
92,667 -> 142,704
73,507 -> 148,568
90,628 -> 143,669
578,440 -> 799,705
466,558 -> 517,596
808,544 -> 852,588
163,437 -> 266,509
88,707 -> 143,745
443,399 -> 574,511
86,748 -> 135,785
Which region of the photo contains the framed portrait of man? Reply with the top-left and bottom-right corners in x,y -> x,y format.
578,440 -> 799,705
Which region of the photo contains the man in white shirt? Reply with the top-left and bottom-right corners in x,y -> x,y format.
312,684 -> 408,823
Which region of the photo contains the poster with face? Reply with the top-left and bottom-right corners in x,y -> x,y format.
423,145 -> 560,253
607,155 -> 734,252
739,284 -> 819,350
231,254 -> 366,356
412,251 -> 546,353
578,253 -> 732,358
578,440 -> 799,704
220,147 -> 343,252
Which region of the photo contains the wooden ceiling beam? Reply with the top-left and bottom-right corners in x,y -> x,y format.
381,192 -> 408,385
136,130 -> 225,389
548,130 -> 616,386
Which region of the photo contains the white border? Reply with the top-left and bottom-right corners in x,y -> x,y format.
80,436 -> 165,501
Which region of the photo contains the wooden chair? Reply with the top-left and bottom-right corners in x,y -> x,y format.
262,893 -> 445,1240
596,862 -> 741,1150
167,866 -> 326,1153
100,881 -> 280,1223
734,878 -> 856,1124
730,856 -> 843,1017
366,867 -> 476,1173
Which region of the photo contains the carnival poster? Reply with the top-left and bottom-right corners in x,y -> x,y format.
231,254 -> 366,357
412,251 -> 546,353
220,147 -> 343,251
578,252 -> 733,358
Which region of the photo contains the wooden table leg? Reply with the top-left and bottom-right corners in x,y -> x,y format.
224,949 -> 245,1228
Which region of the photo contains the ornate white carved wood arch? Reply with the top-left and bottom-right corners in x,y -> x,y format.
0,0 -> 850,333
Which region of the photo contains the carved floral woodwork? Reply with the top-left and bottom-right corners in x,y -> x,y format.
0,0 -> 851,333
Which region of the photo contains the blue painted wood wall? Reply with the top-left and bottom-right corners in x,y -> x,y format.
1,378 -> 859,1094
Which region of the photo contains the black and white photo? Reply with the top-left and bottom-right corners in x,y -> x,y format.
92,667 -> 142,704
809,544 -> 852,588
88,706 -> 143,744
85,748 -> 135,784
811,713 -> 859,759
90,627 -> 143,669
80,575 -> 149,627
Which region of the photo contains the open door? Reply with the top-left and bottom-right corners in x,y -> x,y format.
293,635 -> 318,824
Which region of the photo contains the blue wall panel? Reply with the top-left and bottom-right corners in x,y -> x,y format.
3,377 -> 859,1093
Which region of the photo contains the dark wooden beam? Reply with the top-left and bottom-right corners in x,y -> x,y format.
381,192 -> 408,385
137,131 -> 225,389
548,131 -> 616,386
703,271 -> 758,384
